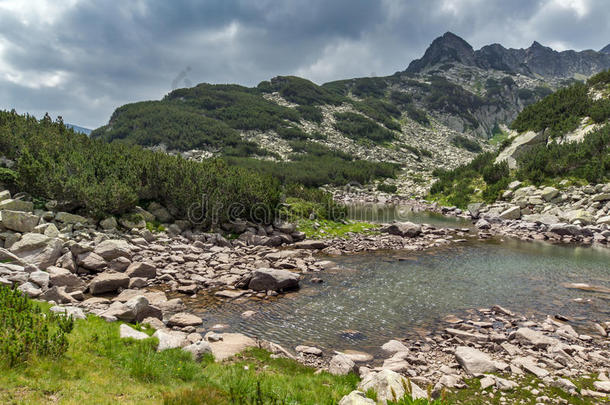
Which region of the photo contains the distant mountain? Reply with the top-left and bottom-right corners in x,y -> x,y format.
92,32 -> 610,176
407,32 -> 610,78
66,123 -> 91,135
601,44 -> 610,54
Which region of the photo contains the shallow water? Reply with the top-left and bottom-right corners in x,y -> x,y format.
188,238 -> 610,355
346,203 -> 472,228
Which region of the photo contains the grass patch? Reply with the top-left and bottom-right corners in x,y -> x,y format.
296,219 -> 378,239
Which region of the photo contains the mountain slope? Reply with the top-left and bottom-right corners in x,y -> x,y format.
92,33 -> 610,184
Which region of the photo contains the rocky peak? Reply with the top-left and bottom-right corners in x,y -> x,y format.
601,44 -> 610,54
406,32 -> 476,72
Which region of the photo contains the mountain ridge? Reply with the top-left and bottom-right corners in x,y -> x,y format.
407,32 -> 610,78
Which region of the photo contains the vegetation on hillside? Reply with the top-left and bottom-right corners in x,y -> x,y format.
1,110 -> 281,224
333,112 -> 396,144
511,70 -> 610,137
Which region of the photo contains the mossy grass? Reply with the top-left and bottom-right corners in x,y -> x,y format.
296,219 -> 379,239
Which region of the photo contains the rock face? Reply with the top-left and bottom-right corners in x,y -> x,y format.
386,222 -> 422,238
408,32 -> 610,79
454,346 -> 498,374
248,268 -> 299,291
89,272 -> 130,295
9,233 -> 62,269
495,130 -> 547,169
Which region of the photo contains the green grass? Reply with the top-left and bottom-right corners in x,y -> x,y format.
443,374 -> 606,404
296,219 -> 379,239
0,304 -> 360,404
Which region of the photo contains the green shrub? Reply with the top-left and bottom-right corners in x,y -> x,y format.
451,135 -> 482,152
0,287 -> 74,367
590,99 -> 610,123
587,69 -> 610,87
296,105 -> 324,123
377,183 -> 397,193
264,76 -> 344,106
333,112 -> 396,144
0,167 -> 17,189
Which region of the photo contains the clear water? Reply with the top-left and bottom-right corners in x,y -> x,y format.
187,239 -> 610,355
346,203 -> 472,228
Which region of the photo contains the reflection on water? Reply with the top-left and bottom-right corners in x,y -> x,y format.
188,239 -> 610,355
346,203 -> 472,228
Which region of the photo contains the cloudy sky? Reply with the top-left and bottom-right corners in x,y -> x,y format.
1,0 -> 609,128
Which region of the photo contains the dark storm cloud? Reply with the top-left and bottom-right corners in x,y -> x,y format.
0,0 -> 608,128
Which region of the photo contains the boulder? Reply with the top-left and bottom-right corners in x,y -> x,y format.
9,233 -> 62,269
381,339 -> 409,354
49,305 -> 86,319
0,199 -> 34,212
153,329 -> 188,351
475,218 -> 491,229
93,239 -> 132,261
358,369 -> 426,403
499,206 -> 521,220
99,217 -> 118,230
47,266 -> 86,291
548,223 -> 582,237
295,345 -> 323,356
454,346 -> 498,375
89,272 -> 130,295
148,202 -> 173,223
55,212 -> 88,224
167,312 -> 203,327
328,353 -> 357,375
386,222 -> 422,237
182,340 -> 212,361
294,240 -> 328,249
0,210 -> 40,232
18,282 -> 42,298
125,261 -> 156,279
40,286 -> 76,304
29,270 -> 50,289
338,391 -> 375,405
514,328 -> 559,348
77,252 -> 107,272
511,356 -> 549,378
540,187 -> 559,201
119,324 -> 150,340
593,381 -> 610,393
564,209 -> 594,225
467,203 -> 483,218
248,268 -> 299,292
207,332 -> 257,361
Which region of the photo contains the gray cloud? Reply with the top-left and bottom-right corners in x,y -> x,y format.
0,0 -> 609,128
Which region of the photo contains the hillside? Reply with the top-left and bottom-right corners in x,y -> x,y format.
92,34 -> 610,179
429,70 -> 610,208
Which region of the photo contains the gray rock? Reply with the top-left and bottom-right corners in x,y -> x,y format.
167,312 -> 203,327
455,346 -> 498,375
381,339 -> 409,354
358,369 -> 426,403
125,261 -> 156,279
248,268 -> 299,291
40,286 -> 76,304
119,324 -> 150,340
294,240 -> 328,249
55,212 -> 88,224
0,199 -> 34,212
29,270 -> 49,289
475,218 -> 491,229
47,266 -> 86,291
93,239 -> 132,261
182,340 -> 212,361
328,353 -> 357,375
17,281 -> 42,298
467,203 -> 483,218
153,329 -> 187,351
49,305 -> 86,319
0,210 -> 40,232
499,206 -> 521,220
338,391 -> 375,405
89,272 -> 130,295
9,233 -> 62,269
77,252 -> 107,272
514,328 -> 559,348
99,217 -> 118,230
386,222 -> 422,237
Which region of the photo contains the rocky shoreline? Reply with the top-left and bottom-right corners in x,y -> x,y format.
1,186 -> 609,403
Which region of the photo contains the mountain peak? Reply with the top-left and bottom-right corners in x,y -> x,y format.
407,32 -> 475,72
601,43 -> 610,54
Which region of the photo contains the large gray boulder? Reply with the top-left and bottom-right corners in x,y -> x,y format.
514,328 -> 559,348
125,262 -> 156,278
153,329 -> 188,351
328,353 -> 357,375
0,210 -> 40,232
182,340 -> 212,361
119,324 -> 150,340
93,239 -> 132,261
47,266 -> 86,291
89,272 -> 129,295
499,206 -> 521,220
9,233 -> 62,269
386,222 -> 422,238
55,212 -> 88,224
454,346 -> 498,375
358,369 -> 426,403
248,268 -> 299,291
338,391 -> 375,405
167,312 -> 203,327
77,252 -> 107,272
0,199 -> 34,212
548,223 -> 582,236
